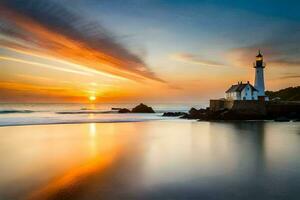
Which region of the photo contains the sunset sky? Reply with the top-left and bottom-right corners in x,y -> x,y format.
0,0 -> 299,103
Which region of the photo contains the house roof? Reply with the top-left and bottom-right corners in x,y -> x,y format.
225,83 -> 258,93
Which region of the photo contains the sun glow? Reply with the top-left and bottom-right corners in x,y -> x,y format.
89,96 -> 96,102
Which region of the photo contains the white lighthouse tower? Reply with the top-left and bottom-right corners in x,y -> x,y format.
254,50 -> 268,100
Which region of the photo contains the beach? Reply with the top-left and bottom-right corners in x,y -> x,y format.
1,120 -> 300,200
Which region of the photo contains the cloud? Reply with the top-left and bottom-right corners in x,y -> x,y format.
226,47 -> 300,68
170,53 -> 224,67
0,0 -> 163,82
0,56 -> 92,76
275,75 -> 300,80
225,21 -> 300,68
269,60 -> 300,68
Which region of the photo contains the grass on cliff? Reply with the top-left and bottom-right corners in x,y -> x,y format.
266,86 -> 300,101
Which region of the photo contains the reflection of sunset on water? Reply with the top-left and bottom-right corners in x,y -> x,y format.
26,146 -> 120,200
0,121 -> 300,199
0,123 -> 137,200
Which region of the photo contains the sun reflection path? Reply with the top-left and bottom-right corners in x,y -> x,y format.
25,124 -> 122,200
89,123 -> 97,138
26,151 -> 119,200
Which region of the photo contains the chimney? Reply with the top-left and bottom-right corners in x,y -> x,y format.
247,81 -> 249,84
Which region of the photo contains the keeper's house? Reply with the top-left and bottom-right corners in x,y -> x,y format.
225,81 -> 258,100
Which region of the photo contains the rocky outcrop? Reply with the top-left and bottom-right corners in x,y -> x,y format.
118,108 -> 131,113
117,103 -> 155,113
181,107 -> 208,119
181,104 -> 300,121
162,112 -> 186,117
131,103 -> 155,113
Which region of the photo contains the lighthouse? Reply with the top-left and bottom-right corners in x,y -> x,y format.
224,50 -> 269,101
254,50 -> 268,100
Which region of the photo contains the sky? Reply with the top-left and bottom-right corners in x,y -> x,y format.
0,0 -> 299,103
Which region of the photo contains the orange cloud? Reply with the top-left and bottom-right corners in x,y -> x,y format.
226,47 -> 300,68
0,3 -> 163,83
171,53 -> 224,67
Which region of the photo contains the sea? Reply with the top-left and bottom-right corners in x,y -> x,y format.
0,103 -> 300,199
0,102 -> 207,126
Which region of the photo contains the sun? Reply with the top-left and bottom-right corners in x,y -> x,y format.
89,95 -> 96,102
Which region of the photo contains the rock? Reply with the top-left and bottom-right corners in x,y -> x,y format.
189,107 -> 198,115
131,103 -> 155,113
182,107 -> 208,119
112,107 -> 122,110
118,108 -> 131,113
180,113 -> 190,119
162,112 -> 186,117
274,116 -> 290,122
181,106 -> 268,121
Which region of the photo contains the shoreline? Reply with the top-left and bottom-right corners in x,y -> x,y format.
0,119 -> 164,128
0,118 -> 298,128
0,117 -> 184,127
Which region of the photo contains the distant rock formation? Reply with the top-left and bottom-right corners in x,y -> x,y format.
118,108 -> 131,113
117,103 -> 155,113
111,107 -> 122,110
131,103 -> 155,113
180,107 -> 208,119
162,112 -> 186,117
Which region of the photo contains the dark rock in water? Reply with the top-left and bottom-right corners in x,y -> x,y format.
287,112 -> 299,120
274,116 -> 290,122
181,106 -> 268,121
189,107 -> 198,115
182,100 -> 300,121
0,109 -> 34,114
131,103 -> 155,113
181,107 -> 208,119
118,108 -> 131,113
162,112 -> 186,117
112,107 -> 122,110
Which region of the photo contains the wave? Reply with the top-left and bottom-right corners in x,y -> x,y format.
0,109 -> 34,114
0,114 -> 176,127
56,111 -> 117,114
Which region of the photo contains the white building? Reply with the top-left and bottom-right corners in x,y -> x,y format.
225,50 -> 268,101
225,81 -> 258,100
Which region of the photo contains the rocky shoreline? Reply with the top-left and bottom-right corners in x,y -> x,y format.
115,103 -> 300,122
175,107 -> 300,122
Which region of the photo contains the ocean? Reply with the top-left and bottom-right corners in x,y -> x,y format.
0,121 -> 299,199
0,102 -> 207,126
